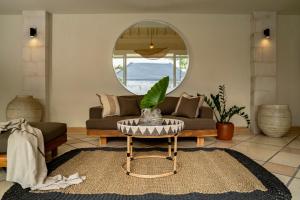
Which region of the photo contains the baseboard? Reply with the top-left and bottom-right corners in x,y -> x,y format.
67,127 -> 87,132
234,127 -> 249,132
67,126 -> 300,134
69,127 -> 250,133
291,126 -> 300,131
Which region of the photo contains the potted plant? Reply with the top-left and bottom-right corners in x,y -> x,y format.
203,85 -> 250,140
139,76 -> 169,125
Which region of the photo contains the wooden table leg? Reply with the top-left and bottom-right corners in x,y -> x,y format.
130,136 -> 133,159
126,136 -> 131,175
197,137 -> 204,147
168,137 -> 172,159
173,135 -> 178,174
99,137 -> 107,146
0,154 -> 7,168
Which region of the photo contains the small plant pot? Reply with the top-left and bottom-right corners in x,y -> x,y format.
216,122 -> 234,140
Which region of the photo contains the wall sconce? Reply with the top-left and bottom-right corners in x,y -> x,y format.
30,27 -> 37,38
263,28 -> 270,39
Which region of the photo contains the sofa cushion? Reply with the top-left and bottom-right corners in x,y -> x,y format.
86,116 -> 139,130
119,95 -> 143,102
164,115 -> 216,130
86,115 -> 215,130
173,93 -> 204,118
96,94 -> 120,118
157,96 -> 179,115
199,106 -> 213,118
118,96 -> 178,115
118,96 -> 141,116
173,96 -> 198,118
89,106 -> 103,119
0,122 -> 67,153
0,131 -> 10,153
30,122 -> 67,142
89,95 -> 213,119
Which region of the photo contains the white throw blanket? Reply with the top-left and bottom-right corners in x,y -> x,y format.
31,173 -> 86,191
0,118 -> 85,190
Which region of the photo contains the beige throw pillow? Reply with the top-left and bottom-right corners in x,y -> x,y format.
96,94 -> 120,118
173,92 -> 204,118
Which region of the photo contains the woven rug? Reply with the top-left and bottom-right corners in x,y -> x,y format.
3,148 -> 291,200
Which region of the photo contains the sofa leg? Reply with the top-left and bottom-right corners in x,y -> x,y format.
197,137 -> 204,147
99,137 -> 107,146
0,154 -> 7,168
51,148 -> 58,158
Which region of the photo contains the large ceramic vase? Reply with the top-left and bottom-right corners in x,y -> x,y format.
6,95 -> 43,122
258,104 -> 291,137
216,122 -> 234,140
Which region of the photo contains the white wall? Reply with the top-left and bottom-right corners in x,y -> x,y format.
1,13 -> 299,128
51,14 -> 251,127
278,15 -> 300,126
0,15 -> 23,121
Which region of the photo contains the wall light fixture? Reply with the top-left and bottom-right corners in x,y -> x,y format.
30,27 -> 37,38
263,28 -> 270,39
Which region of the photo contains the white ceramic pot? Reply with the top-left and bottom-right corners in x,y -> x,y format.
258,104 -> 291,137
6,95 -> 43,122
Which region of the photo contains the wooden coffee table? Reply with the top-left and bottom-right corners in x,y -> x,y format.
117,118 -> 184,178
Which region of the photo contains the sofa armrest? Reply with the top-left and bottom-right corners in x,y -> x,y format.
199,106 -> 213,119
89,106 -> 103,119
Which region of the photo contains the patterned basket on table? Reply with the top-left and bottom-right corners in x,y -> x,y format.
117,118 -> 184,136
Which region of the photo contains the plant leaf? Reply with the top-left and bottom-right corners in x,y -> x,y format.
211,94 -> 221,114
203,84 -> 250,125
204,95 -> 220,121
219,85 -> 226,116
224,105 -> 250,127
140,76 -> 169,109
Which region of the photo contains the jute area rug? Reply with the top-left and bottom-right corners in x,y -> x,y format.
3,148 -> 291,200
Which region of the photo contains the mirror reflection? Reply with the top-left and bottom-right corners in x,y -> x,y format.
113,21 -> 189,95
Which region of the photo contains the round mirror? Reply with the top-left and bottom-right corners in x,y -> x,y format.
113,21 -> 189,95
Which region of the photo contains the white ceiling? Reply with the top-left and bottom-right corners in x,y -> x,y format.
0,0 -> 300,14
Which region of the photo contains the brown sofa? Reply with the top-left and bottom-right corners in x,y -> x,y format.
86,96 -> 217,146
0,122 -> 67,167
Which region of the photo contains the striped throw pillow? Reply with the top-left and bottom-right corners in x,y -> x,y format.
96,94 -> 120,118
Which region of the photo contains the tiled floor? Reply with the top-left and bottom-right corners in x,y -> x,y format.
0,129 -> 299,199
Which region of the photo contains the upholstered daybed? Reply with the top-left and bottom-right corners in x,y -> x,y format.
86,96 -> 217,146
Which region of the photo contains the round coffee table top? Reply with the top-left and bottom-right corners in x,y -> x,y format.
117,118 -> 184,136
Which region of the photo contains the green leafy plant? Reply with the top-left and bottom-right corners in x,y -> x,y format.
203,85 -> 250,127
140,76 -> 169,109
